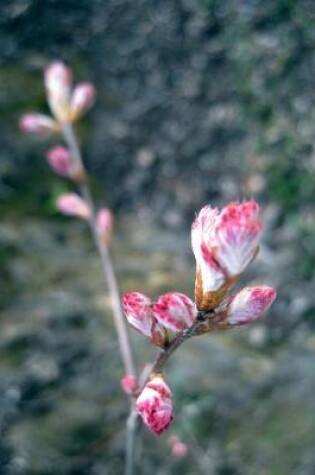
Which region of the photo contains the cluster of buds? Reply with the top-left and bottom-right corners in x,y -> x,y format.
123,292 -> 196,347
19,60 -> 95,134
19,61 -> 114,246
123,201 -> 276,435
19,61 -> 95,181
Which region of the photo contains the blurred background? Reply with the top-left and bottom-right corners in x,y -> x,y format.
1,0 -> 315,473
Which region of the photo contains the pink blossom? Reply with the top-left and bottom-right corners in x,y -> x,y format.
19,113 -> 58,134
56,193 -> 90,219
70,82 -> 96,120
120,374 -> 139,396
153,292 -> 196,332
44,61 -> 72,122
192,201 -> 262,293
227,286 -> 277,326
46,146 -> 75,177
96,208 -> 114,244
136,376 -> 174,435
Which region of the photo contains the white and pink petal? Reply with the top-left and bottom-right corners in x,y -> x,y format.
214,201 -> 262,276
227,286 -> 277,326
122,292 -> 153,337
153,292 -> 196,332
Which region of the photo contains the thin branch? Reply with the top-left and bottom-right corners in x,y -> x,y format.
62,123 -> 138,475
139,315 -> 209,389
62,122 -> 136,377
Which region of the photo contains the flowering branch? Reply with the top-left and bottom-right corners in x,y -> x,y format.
123,202 -> 277,436
20,60 -> 277,474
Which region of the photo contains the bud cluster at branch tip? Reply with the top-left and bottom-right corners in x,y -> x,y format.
20,60 -> 96,133
122,291 -> 197,346
123,199 -> 276,435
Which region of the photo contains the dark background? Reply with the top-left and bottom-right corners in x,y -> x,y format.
1,1 -> 315,474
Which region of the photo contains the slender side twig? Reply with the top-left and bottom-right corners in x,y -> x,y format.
62,122 -> 135,376
62,123 -> 138,475
139,314 -> 211,390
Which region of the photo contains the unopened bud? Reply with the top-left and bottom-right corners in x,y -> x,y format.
122,292 -> 166,346
56,193 -> 90,219
120,374 -> 139,396
96,208 -> 113,245
168,436 -> 188,458
153,292 -> 196,332
226,286 -> 277,327
191,201 -> 262,311
122,292 -> 155,338
46,146 -> 75,177
19,113 -> 58,134
70,82 -> 96,121
136,375 -> 174,435
44,61 -> 72,122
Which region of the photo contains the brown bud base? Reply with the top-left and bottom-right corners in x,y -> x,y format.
194,269 -> 238,311
193,311 -> 228,335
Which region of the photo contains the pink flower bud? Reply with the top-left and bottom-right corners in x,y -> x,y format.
70,82 -> 96,121
56,193 -> 90,219
136,376 -> 174,435
153,292 -> 196,332
120,374 -> 139,396
227,286 -> 277,326
19,113 -> 58,134
122,292 -> 154,337
168,436 -> 188,458
192,201 -> 262,310
96,208 -> 114,245
122,292 -> 165,343
46,146 -> 75,177
44,61 -> 72,122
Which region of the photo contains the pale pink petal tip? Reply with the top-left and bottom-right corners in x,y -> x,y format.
44,60 -> 72,92
153,292 -> 196,332
120,374 -> 139,396
71,82 -> 96,120
214,201 -> 262,276
122,292 -> 154,337
46,146 -> 74,176
19,113 -> 58,134
136,376 -> 174,435
56,193 -> 90,219
44,60 -> 72,122
227,286 -> 277,326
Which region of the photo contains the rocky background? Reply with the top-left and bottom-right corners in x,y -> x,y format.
1,0 -> 315,474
